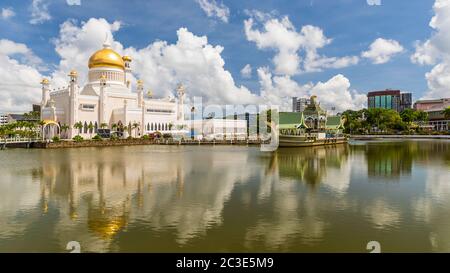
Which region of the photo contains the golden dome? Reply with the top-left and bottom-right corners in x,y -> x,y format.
41,78 -> 49,85
88,46 -> 125,70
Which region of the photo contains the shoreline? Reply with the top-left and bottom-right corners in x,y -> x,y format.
350,134 -> 450,140
1,139 -> 265,149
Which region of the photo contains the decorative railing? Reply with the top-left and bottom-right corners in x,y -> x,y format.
0,137 -> 41,144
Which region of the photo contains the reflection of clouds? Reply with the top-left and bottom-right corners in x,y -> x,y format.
0,172 -> 42,239
412,166 -> 450,252
364,199 -> 401,230
245,181 -> 327,250
322,162 -> 351,195
0,146 -> 260,252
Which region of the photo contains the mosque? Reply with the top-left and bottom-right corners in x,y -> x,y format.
40,41 -> 186,139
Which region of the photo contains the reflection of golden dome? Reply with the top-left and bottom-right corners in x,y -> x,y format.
88,46 -> 125,70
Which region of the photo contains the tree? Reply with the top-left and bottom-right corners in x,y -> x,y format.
60,124 -> 70,139
132,122 -> 139,138
73,122 -> 83,136
100,123 -> 108,129
443,107 -> 450,119
87,122 -> 94,139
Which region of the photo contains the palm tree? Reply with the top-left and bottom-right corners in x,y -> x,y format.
111,123 -> 117,131
73,122 -> 83,137
132,122 -> 139,138
100,123 -> 108,129
443,107 -> 450,120
87,122 -> 94,139
60,124 -> 70,139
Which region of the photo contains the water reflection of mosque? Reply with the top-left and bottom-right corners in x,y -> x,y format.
33,146 -> 257,251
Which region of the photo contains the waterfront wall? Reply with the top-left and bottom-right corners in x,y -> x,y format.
34,139 -> 263,149
351,134 -> 450,140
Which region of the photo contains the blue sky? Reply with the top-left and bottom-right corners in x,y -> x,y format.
0,0 -> 444,112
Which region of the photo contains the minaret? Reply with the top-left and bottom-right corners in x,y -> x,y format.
68,70 -> 78,137
99,74 -> 107,125
49,98 -> 57,122
137,79 -> 144,108
177,84 -> 185,121
123,55 -> 132,89
40,78 -> 50,113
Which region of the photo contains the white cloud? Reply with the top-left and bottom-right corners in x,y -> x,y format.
240,64 -> 252,78
30,0 -> 51,25
257,67 -> 366,112
1,7 -> 15,20
196,0 -> 230,23
1,17 -> 366,113
362,38 -> 404,64
244,13 -> 359,75
66,0 -> 81,6
411,0 -> 450,99
0,40 -> 43,112
51,18 -> 257,105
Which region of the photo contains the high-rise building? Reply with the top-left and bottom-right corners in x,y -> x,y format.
292,97 -> 311,113
0,114 -> 8,125
367,90 -> 412,112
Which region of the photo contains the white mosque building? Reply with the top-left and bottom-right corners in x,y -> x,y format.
40,41 -> 186,139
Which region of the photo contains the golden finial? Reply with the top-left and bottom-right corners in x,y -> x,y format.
137,79 -> 144,85
122,55 -> 132,62
69,70 -> 78,77
41,78 -> 50,85
147,89 -> 153,98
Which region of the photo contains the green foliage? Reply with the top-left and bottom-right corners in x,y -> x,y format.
141,134 -> 150,140
72,135 -> 84,142
92,134 -> 102,141
443,107 -> 450,119
162,133 -> 172,139
52,136 -> 60,142
110,134 -> 119,141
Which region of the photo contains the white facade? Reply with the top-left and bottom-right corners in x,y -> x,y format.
40,43 -> 186,139
191,119 -> 247,140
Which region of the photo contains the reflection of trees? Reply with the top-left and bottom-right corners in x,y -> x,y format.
358,141 -> 450,179
266,145 -> 349,188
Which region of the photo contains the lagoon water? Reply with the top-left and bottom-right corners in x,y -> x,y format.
0,140 -> 449,253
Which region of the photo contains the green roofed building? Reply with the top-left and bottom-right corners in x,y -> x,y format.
279,96 -> 345,135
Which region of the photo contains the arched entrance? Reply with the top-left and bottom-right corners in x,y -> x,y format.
42,120 -> 61,140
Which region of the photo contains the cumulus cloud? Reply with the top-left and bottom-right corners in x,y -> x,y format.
411,0 -> 450,99
1,7 -> 15,20
30,0 -> 51,25
244,13 -> 359,75
257,67 -> 366,112
66,0 -> 81,6
2,17 -> 366,113
362,38 -> 404,64
196,0 -> 230,23
50,18 -> 257,105
240,64 -> 252,78
0,40 -> 43,112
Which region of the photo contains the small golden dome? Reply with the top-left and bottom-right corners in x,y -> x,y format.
41,78 -> 49,85
89,46 -> 125,70
122,55 -> 132,62
69,70 -> 78,77
137,79 -> 144,85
